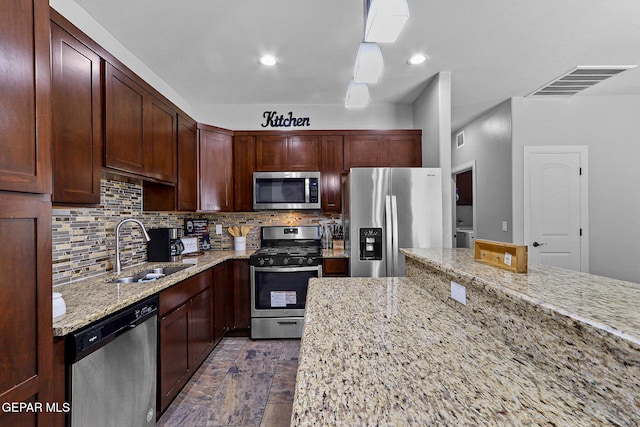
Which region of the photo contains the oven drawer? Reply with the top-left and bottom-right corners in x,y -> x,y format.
251,317 -> 304,339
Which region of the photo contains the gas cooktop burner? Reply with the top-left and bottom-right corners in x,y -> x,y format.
250,225 -> 323,267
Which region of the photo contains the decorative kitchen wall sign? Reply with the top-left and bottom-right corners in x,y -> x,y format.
261,111 -> 310,128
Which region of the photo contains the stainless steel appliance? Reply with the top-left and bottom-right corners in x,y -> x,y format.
67,295 -> 158,427
253,171 -> 321,210
250,225 -> 322,339
344,168 -> 443,277
147,228 -> 184,262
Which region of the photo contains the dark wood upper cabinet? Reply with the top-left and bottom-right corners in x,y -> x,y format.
105,62 -> 146,175
146,96 -> 177,182
105,62 -> 177,183
199,125 -> 234,211
320,135 -> 343,212
50,22 -> 102,205
256,135 -> 287,171
344,132 -> 422,170
343,134 -> 381,170
0,0 -> 51,194
176,114 -> 198,211
383,134 -> 422,167
233,135 -> 256,211
256,134 -> 319,171
287,135 -> 320,170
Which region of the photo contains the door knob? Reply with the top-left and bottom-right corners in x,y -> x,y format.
532,241 -> 546,247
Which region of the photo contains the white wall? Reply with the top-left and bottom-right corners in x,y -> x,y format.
413,72 -> 453,247
512,96 -> 640,283
451,100 -> 513,242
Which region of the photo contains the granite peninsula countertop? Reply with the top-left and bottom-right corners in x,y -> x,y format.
292,249 -> 640,425
52,250 -> 252,337
402,248 -> 640,347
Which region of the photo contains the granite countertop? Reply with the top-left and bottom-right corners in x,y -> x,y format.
322,248 -> 348,258
401,248 -> 640,346
52,250 -> 252,337
293,273 -> 640,425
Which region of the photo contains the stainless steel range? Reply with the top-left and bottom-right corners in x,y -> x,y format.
250,225 -> 322,339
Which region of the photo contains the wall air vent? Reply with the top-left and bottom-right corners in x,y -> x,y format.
527,65 -> 637,97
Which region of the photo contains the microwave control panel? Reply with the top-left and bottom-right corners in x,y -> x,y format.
360,228 -> 383,260
309,179 -> 319,203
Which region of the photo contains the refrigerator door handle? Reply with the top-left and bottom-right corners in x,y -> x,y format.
385,195 -> 393,277
391,195 -> 399,277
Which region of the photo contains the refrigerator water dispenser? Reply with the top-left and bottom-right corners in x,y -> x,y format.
360,228 -> 383,260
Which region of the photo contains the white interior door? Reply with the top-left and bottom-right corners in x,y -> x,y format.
524,146 -> 588,272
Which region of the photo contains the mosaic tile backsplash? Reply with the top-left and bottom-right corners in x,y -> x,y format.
52,178 -> 340,287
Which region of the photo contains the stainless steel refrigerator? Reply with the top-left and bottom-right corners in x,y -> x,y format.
344,168 -> 443,277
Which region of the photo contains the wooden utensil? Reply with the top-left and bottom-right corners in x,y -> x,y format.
233,226 -> 240,237
241,226 -> 250,236
228,227 -> 237,237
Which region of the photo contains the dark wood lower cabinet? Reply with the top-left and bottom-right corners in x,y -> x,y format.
229,260 -> 251,333
158,302 -> 190,413
189,287 -> 214,370
213,262 -> 229,344
323,258 -> 349,277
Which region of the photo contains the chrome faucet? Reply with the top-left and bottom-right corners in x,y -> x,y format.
115,219 -> 151,274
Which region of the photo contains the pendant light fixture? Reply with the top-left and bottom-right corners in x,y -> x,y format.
345,79 -> 370,109
364,0 -> 410,43
354,42 -> 384,84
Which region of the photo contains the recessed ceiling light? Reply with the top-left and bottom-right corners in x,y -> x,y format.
407,53 -> 428,65
258,55 -> 277,66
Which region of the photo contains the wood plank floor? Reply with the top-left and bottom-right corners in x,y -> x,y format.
157,337 -> 299,427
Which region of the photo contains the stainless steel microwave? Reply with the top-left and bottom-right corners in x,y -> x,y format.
253,171 -> 321,210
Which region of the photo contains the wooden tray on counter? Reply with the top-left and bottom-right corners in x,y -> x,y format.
473,239 -> 528,273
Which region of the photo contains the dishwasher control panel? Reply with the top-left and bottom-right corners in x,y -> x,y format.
67,295 -> 158,363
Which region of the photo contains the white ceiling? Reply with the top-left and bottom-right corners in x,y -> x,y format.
72,0 -> 640,130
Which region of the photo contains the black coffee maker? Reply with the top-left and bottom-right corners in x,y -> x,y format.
147,228 -> 184,262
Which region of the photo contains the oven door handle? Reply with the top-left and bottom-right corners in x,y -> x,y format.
251,266 -> 322,273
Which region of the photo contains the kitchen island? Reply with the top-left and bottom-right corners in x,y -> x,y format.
292,248 -> 640,426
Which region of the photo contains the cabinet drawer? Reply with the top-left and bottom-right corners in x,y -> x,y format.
159,269 -> 212,316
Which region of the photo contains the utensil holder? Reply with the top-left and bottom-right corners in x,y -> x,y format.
234,236 -> 246,251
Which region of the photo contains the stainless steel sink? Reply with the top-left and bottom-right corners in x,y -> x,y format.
112,265 -> 192,284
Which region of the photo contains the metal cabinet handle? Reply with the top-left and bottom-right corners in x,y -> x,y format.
532,241 -> 547,247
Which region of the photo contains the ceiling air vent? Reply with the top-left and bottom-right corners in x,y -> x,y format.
527,65 -> 637,97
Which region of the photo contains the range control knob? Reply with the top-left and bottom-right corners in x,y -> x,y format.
283,257 -> 289,265
268,258 -> 274,265
307,257 -> 314,265
259,258 -> 265,266
298,258 -> 304,265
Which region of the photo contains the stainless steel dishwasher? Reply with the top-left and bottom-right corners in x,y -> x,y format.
67,295 -> 158,427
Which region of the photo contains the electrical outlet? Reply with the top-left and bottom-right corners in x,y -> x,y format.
450,281 -> 467,305
502,221 -> 508,232
215,224 -> 223,235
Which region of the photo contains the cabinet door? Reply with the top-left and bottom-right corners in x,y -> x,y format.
177,114 -> 198,211
320,135 -> 343,212
343,135 -> 381,170
104,63 -> 146,175
0,192 -> 53,426
51,23 -> 102,205
322,258 -> 349,277
383,134 -> 421,167
189,287 -> 213,369
199,129 -> 233,211
212,262 -> 229,344
256,135 -> 287,171
233,135 -> 256,211
230,260 -> 251,331
158,303 -> 190,413
0,0 -> 51,194
145,96 -> 176,182
287,135 -> 319,170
